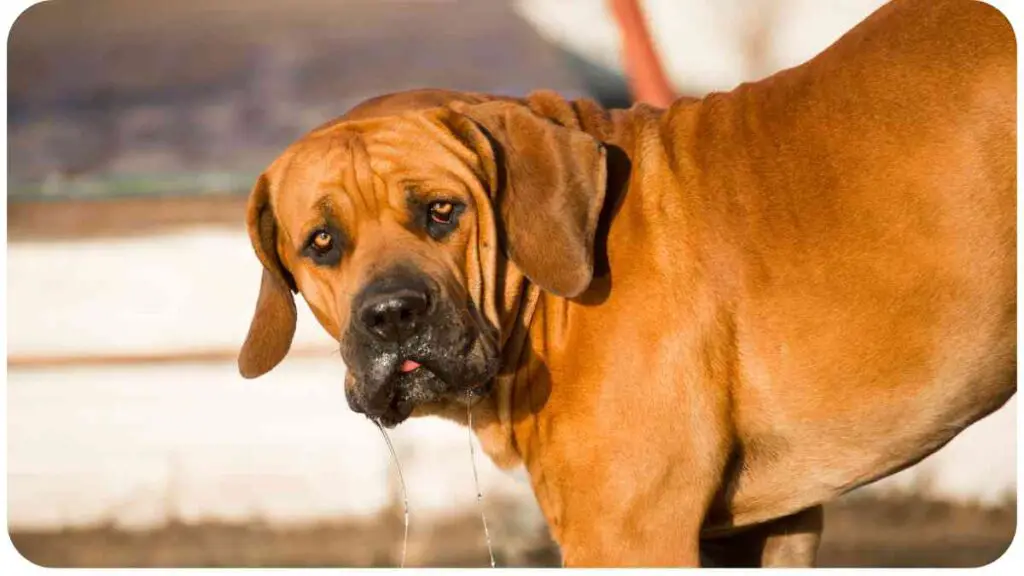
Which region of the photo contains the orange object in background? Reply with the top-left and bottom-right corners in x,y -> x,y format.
608,0 -> 676,107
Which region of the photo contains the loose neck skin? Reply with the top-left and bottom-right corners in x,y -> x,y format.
497,95 -> 747,555
463,97 -> 674,468
426,94 -> 716,504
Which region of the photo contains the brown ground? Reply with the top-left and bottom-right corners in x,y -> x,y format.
9,493 -> 1015,568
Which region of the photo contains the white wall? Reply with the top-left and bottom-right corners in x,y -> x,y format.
6,229 -> 334,357
6,229 -> 1015,532
6,359 -> 538,531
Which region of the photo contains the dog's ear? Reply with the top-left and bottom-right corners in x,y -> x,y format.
446,101 -> 608,298
238,174 -> 298,379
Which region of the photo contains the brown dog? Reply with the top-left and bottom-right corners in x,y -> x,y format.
237,0 -> 1015,567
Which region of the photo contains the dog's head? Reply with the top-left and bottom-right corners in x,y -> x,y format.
237,89 -> 608,427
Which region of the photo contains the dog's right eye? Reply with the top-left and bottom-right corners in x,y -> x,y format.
303,228 -> 341,266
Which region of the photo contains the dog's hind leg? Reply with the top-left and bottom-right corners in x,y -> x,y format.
758,505 -> 823,567
700,505 -> 824,567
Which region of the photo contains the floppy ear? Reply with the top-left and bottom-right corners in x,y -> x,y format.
449,101 -> 608,298
238,175 -> 298,379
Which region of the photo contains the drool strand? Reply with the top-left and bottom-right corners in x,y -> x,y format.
467,401 -> 497,567
374,419 -> 409,568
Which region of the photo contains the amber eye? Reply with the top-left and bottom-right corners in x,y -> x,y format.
311,230 -> 334,253
304,227 -> 342,266
428,201 -> 455,224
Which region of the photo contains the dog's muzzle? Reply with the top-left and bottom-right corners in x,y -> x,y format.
342,266 -> 499,426
357,275 -> 434,345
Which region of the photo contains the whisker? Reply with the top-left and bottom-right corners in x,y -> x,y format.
374,419 -> 410,568
467,399 -> 496,567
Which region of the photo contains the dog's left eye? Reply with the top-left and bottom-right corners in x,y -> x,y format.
311,231 -> 333,253
429,201 -> 455,224
425,200 -> 464,239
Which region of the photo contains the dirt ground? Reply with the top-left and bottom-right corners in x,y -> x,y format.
10,493 -> 1015,568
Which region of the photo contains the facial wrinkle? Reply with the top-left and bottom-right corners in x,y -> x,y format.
414,115 -> 490,185
350,133 -> 381,220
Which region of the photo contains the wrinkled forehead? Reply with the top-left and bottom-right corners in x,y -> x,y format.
268,112 -> 483,231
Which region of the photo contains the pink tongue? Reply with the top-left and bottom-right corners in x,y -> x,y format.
400,359 -> 422,373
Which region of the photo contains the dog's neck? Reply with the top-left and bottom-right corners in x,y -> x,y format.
464,94 -> 669,468
427,91 -> 678,470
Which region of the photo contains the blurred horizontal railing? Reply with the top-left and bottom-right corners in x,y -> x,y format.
6,170 -> 258,203
8,193 -> 248,242
6,344 -> 336,370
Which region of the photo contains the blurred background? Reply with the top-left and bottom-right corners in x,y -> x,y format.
5,0 -> 1016,568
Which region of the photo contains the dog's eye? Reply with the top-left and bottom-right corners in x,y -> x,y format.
304,228 -> 341,265
312,231 -> 334,253
429,201 -> 455,224
425,200 -> 464,240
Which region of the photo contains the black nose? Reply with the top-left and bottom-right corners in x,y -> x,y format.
358,287 -> 431,343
